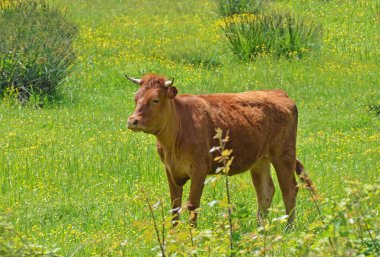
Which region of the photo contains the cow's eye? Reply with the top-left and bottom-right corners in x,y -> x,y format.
152,99 -> 160,104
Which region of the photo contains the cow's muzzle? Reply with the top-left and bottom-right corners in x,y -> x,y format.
127,116 -> 144,131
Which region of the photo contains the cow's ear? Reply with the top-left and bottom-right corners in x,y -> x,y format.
167,86 -> 178,99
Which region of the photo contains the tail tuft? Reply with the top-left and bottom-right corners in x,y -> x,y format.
296,159 -> 316,194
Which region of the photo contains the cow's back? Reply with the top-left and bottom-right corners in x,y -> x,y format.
175,90 -> 298,175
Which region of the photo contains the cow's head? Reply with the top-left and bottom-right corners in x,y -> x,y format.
126,74 -> 178,134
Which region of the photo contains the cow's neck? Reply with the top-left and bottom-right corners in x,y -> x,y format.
155,99 -> 180,153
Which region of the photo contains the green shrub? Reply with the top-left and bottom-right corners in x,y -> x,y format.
221,11 -> 322,60
0,0 -> 77,103
216,0 -> 267,17
136,179 -> 380,256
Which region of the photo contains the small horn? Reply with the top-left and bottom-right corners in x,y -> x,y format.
125,74 -> 141,85
164,78 -> 174,87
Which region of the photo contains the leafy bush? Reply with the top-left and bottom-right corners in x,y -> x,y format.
0,0 -> 77,103
136,179 -> 380,256
220,11 -> 322,60
216,0 -> 267,17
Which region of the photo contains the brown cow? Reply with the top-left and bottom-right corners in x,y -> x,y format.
126,73 -> 314,227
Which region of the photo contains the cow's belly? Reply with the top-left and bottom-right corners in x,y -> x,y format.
228,154 -> 268,176
210,155 -> 263,176
208,135 -> 269,176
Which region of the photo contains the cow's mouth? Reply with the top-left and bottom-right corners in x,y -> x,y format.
129,128 -> 143,132
127,124 -> 145,132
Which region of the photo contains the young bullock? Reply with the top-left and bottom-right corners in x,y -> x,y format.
126,73 -> 314,226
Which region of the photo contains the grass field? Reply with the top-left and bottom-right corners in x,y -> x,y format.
1,0 -> 379,256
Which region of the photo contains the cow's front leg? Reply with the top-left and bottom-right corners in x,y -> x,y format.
187,172 -> 206,227
165,169 -> 183,226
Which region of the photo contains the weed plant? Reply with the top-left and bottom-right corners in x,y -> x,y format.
0,212 -> 61,256
0,0 -> 77,103
221,11 -> 322,60
138,178 -> 380,256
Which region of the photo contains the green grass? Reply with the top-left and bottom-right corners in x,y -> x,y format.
1,0 -> 379,256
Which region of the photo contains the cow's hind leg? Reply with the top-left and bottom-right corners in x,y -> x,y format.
250,157 -> 275,226
271,155 -> 298,226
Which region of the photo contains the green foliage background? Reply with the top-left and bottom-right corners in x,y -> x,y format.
0,0 -> 379,256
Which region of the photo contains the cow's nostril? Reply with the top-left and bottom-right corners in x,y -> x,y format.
132,119 -> 138,125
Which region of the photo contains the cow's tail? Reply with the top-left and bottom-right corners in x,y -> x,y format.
295,159 -> 316,194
